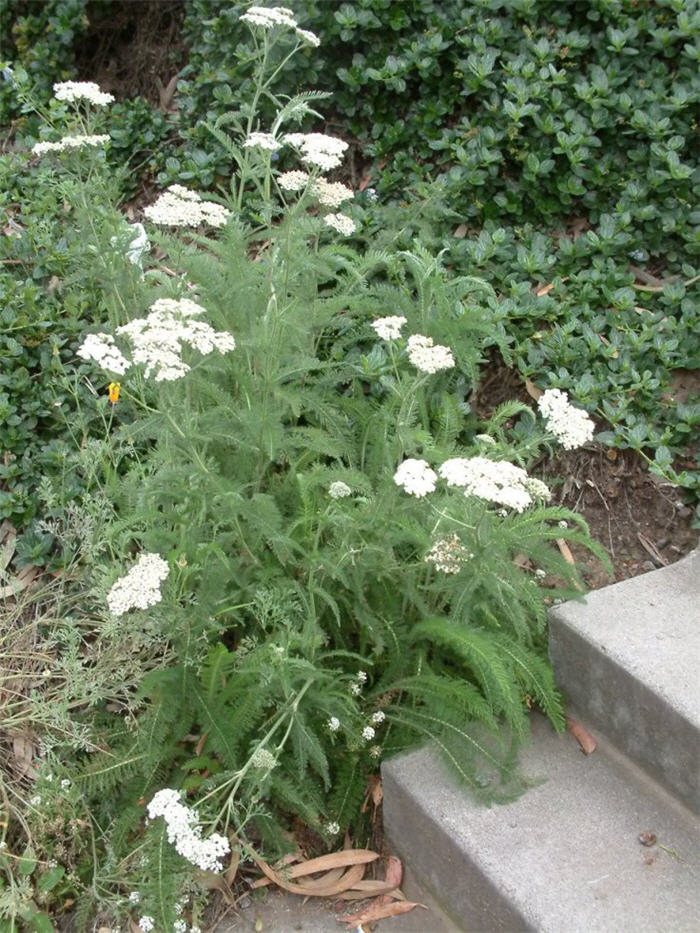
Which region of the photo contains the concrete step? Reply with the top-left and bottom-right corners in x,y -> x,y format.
381,713 -> 700,933
548,548 -> 700,812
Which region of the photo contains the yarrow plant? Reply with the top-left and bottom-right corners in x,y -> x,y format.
1,13 -> 608,931
537,388 -> 595,450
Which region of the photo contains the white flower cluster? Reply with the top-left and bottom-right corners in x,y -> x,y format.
243,131 -> 280,151
116,297 -> 236,382
32,134 -> 109,155
328,481 -> 352,499
53,80 -> 114,105
424,533 -> 473,574
138,917 -> 154,932
285,132 -> 348,171
250,747 -> 278,770
370,711 -> 386,725
361,726 -> 375,742
406,334 -> 455,374
439,457 -> 551,513
110,222 -> 150,267
537,388 -> 595,450
79,298 -> 235,382
323,213 -> 356,236
393,459 -> 438,498
240,6 -> 320,45
278,170 -> 310,192
327,716 -> 340,732
325,820 -> 340,835
241,5 -> 297,28
147,788 -> 230,872
350,670 -> 368,696
311,178 -> 353,208
371,315 -> 406,341
143,185 -> 230,228
106,552 -> 169,616
77,332 -> 130,375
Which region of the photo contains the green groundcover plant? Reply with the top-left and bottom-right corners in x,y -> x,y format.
0,12 -> 609,932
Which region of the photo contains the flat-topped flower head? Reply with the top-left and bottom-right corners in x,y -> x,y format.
107,552 -> 169,616
438,457 -> 544,513
371,315 -> 407,341
284,132 -> 349,171
53,80 -> 114,105
278,170 -> 310,192
406,334 -> 455,374
311,178 -> 353,208
32,134 -> 109,155
324,213 -> 356,236
424,533 -> 473,574
537,388 -> 595,450
143,185 -> 230,228
328,481 -> 352,499
295,27 -> 320,46
241,6 -> 297,28
77,333 -> 130,375
393,458 -> 438,498
243,131 -> 280,151
147,788 -> 230,872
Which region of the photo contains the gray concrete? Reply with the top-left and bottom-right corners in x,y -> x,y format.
213,862 -> 459,932
381,714 -> 700,933
549,548 -> 700,812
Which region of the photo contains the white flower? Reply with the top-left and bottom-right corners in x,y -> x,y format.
111,222 -> 150,267
406,334 -> 455,374
285,132 -> 349,171
424,533 -> 472,574
326,821 -> 340,835
250,748 -> 277,770
327,717 -> 340,732
53,80 -> 114,105
438,457 -> 541,513
174,921 -> 187,933
371,711 -> 385,725
558,520 -> 568,529
278,170 -> 310,192
29,795 -> 41,806
77,332 -> 130,375
115,298 -> 235,382
138,917 -> 154,932
106,552 -> 169,617
535,568 -> 547,579
243,131 -> 280,152
60,779 -> 71,789
474,434 -> 496,446
369,745 -> 382,759
32,134 -> 109,155
393,458 -> 437,498
128,892 -> 141,904
371,316 -> 406,341
329,481 -> 352,499
350,683 -> 361,696
361,726 -> 376,742
311,178 -> 353,208
144,185 -> 230,228
296,27 -> 320,46
356,671 -> 367,683
147,789 -> 231,873
537,388 -> 595,450
241,6 -> 297,28
524,476 -> 552,503
323,213 -> 356,236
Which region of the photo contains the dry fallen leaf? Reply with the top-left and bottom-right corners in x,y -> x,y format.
453,223 -> 468,238
566,716 -> 597,755
524,377 -> 543,401
339,899 -> 427,925
251,848 -> 379,897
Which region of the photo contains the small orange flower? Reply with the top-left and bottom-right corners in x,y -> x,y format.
108,382 -> 120,404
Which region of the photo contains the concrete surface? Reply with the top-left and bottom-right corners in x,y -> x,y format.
381,713 -> 700,933
212,861 -> 460,932
549,548 -> 700,812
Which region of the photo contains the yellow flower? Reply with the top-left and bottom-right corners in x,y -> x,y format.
108,382 -> 120,404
